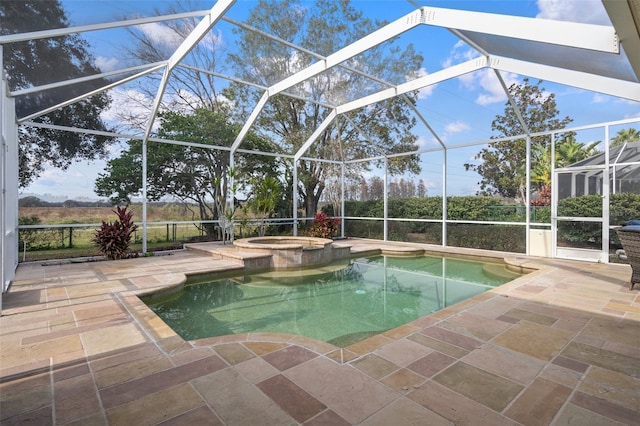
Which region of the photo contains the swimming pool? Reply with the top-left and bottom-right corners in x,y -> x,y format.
144,254 -> 520,347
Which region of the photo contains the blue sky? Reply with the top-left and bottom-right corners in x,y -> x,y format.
20,0 -> 640,200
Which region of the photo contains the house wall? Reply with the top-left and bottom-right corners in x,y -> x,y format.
1,71 -> 18,304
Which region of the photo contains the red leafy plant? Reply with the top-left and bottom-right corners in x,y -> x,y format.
93,206 -> 138,260
531,184 -> 551,206
305,212 -> 340,238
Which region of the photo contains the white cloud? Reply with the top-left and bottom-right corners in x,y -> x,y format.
39,168 -> 83,186
415,135 -> 430,148
200,29 -> 224,51
407,67 -> 436,99
445,120 -> 470,134
591,93 -> 608,104
95,56 -> 119,72
136,22 -> 184,49
442,40 -> 479,68
101,88 -> 154,132
536,0 -> 610,24
459,68 -> 519,106
442,41 -> 517,106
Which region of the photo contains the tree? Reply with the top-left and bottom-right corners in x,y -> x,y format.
465,79 -> 573,203
224,0 -> 423,218
1,0 -> 114,187
369,176 -> 385,200
94,109 -> 279,237
611,128 -> 640,147
417,179 -> 427,197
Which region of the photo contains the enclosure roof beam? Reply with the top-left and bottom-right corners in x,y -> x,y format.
142,0 -> 236,142
336,58 -> 486,115
178,64 -> 268,91
419,6 -> 618,53
230,92 -> 269,152
11,61 -> 167,97
342,115 -> 386,157
269,9 -> 423,97
603,0 -> 640,81
294,110 -> 338,161
494,69 -> 531,136
488,55 -> 640,102
0,10 -> 211,44
229,9 -> 423,153
177,64 -> 336,109
17,63 -> 166,123
402,94 -> 446,150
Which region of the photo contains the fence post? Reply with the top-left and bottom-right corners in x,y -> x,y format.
69,227 -> 73,247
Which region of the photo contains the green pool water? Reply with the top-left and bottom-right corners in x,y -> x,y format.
144,255 -> 520,347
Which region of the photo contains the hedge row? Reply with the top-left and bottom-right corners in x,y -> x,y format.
334,193 -> 640,251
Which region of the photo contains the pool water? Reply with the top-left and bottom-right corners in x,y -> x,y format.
144,255 -> 520,347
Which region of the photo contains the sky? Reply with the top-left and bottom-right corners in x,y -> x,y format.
17,0 -> 640,201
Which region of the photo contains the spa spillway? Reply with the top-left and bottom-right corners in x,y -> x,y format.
233,236 -> 350,269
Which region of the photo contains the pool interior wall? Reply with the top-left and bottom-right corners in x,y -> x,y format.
143,254 -> 521,347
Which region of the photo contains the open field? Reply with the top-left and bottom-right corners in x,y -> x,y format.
19,203 -> 198,224
17,204 -> 212,262
16,204 -> 290,262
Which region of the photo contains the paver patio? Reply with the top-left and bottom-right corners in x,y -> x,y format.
1,239 -> 638,425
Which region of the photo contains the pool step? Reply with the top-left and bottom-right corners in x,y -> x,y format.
482,263 -> 521,281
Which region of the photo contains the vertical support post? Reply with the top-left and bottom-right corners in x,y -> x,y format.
1,48 -> 19,304
525,136 -> 531,256
442,148 -> 447,247
383,156 -> 388,241
0,46 -> 5,308
602,124 -> 611,262
293,159 -> 298,236
229,151 -> 235,242
340,162 -> 345,238
142,139 -> 148,253
551,133 -> 557,258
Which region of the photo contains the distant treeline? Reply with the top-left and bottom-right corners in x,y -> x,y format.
18,196 -> 178,208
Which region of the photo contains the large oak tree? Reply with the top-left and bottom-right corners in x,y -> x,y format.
1,0 -> 114,187
225,0 -> 423,218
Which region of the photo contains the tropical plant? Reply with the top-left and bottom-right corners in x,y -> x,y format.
93,206 -> 138,260
530,136 -> 601,203
249,176 -> 282,237
305,212 -> 340,239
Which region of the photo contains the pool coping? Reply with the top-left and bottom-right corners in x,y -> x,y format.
123,240 -> 543,364
2,237 -> 638,425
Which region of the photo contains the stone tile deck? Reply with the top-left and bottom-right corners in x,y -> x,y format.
1,239 -> 638,425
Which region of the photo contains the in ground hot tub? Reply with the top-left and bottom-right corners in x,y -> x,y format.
233,236 -> 349,269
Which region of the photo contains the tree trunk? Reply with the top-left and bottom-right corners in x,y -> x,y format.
303,182 -> 324,223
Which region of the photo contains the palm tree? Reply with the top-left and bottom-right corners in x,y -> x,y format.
556,137 -> 600,167
611,128 -> 640,147
531,137 -> 600,186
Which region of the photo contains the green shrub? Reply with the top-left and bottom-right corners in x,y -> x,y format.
557,193 -> 640,246
93,206 -> 139,260
448,224 -> 526,252
18,215 -> 64,250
